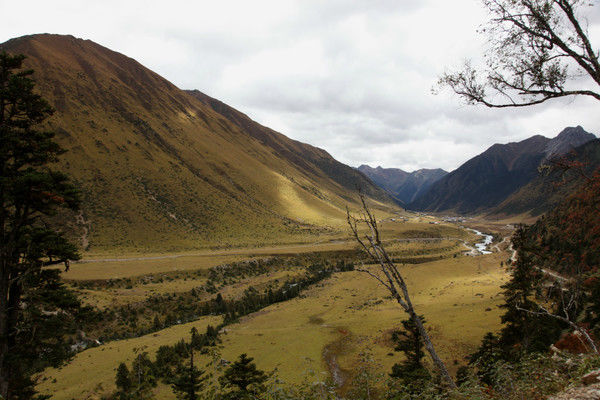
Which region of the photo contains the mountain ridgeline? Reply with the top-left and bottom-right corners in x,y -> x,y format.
0,34 -> 395,251
357,165 -> 447,204
407,126 -> 597,215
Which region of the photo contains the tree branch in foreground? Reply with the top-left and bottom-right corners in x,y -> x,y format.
346,195 -> 457,388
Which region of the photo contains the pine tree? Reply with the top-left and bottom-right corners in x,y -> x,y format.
0,51 -> 81,399
219,353 -> 268,399
115,362 -> 132,399
389,315 -> 430,384
170,347 -> 206,400
497,227 -> 563,358
130,352 -> 156,400
468,332 -> 502,385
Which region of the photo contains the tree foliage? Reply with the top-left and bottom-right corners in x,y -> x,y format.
0,51 -> 81,399
438,0 -> 600,107
219,353 -> 268,399
170,345 -> 206,400
389,315 -> 430,389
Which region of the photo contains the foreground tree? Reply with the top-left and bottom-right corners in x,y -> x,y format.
347,196 -> 456,388
438,0 -> 600,107
115,363 -> 133,400
170,329 -> 207,400
0,52 -> 80,398
219,353 -> 268,399
389,315 -> 430,385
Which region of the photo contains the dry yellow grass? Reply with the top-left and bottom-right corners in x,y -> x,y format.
72,277 -> 208,308
65,221 -> 473,281
62,254 -> 248,280
218,252 -> 508,386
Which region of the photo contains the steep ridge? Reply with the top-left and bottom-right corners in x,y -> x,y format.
1,34 -> 395,251
408,127 -> 596,214
357,165 -> 447,204
186,90 -> 387,203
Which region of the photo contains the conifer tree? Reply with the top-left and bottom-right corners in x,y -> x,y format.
170,347 -> 206,400
389,315 -> 430,389
469,332 -> 502,385
130,352 -> 156,400
116,363 -> 132,400
219,353 -> 267,399
497,227 -> 563,358
0,51 -> 81,399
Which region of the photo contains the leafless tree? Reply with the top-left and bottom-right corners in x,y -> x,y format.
346,195 -> 457,388
438,0 -> 600,107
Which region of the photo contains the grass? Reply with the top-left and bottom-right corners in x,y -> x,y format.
64,220 -> 473,281
62,254 -> 249,280
217,252 -> 507,388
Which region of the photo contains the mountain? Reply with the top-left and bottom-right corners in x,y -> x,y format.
408,127 -> 596,214
544,125 -> 596,159
0,34 -> 395,251
357,165 -> 447,204
490,138 -> 600,217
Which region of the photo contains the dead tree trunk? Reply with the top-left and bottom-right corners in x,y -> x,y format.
347,195 -> 457,389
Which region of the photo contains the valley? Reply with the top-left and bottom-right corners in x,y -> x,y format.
35,217 -> 511,399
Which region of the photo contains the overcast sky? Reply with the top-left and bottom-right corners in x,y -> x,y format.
1,0 -> 599,171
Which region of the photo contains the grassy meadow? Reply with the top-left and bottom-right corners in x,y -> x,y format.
38,218 -> 511,399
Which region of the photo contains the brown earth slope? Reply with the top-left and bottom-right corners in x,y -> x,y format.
1,34 -> 396,252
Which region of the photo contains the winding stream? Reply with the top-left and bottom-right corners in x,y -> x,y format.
466,228 -> 493,255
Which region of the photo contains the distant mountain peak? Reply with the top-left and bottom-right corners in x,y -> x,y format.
408,126 -> 596,214
358,165 -> 447,204
545,126 -> 596,159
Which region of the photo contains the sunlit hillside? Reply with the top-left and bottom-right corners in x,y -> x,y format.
1,34 -> 397,253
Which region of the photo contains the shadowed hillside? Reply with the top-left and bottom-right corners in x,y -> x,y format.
408,127 -> 596,214
490,139 -> 600,217
0,34 -> 396,252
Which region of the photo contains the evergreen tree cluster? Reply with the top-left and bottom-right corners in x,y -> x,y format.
0,51 -> 94,399
113,327 -> 270,400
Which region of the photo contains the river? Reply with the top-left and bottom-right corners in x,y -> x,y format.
466,228 -> 493,255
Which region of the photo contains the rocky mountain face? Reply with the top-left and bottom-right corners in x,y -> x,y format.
357,165 -> 447,204
0,34 -> 395,251
408,127 -> 596,214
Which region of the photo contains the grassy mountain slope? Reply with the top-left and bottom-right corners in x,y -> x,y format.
1,34 -> 396,252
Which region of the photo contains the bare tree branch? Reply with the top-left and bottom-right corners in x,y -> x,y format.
347,195 -> 457,388
437,0 -> 600,107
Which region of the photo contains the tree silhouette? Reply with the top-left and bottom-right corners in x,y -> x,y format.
219,353 -> 268,399
0,52 -> 80,399
170,344 -> 206,400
